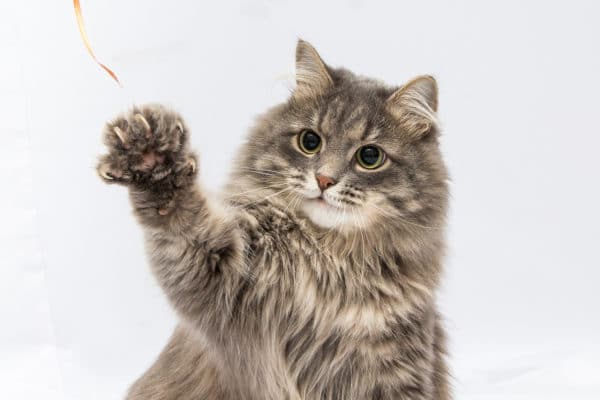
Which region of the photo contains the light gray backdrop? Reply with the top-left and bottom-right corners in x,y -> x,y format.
1,0 -> 599,399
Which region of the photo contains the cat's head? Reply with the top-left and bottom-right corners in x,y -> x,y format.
235,40 -> 448,232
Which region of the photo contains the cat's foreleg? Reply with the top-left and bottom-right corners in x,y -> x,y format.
97,104 -> 247,330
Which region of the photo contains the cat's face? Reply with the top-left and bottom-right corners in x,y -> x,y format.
237,41 -> 448,232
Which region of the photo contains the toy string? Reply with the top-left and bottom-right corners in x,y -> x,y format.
73,0 -> 122,87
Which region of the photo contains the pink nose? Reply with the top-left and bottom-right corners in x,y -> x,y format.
316,175 -> 336,191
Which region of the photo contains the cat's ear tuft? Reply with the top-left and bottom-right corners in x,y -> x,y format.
294,40 -> 334,100
386,75 -> 439,138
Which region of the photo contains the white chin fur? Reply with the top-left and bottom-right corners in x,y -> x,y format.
301,199 -> 357,229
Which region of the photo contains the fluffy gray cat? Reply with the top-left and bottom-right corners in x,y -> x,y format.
97,40 -> 450,400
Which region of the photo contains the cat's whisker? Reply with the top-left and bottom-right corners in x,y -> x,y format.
251,155 -> 292,170
370,203 -> 443,230
291,191 -> 304,212
282,191 -> 303,215
236,168 -> 280,176
258,154 -> 292,164
228,183 -> 286,198
237,171 -> 284,181
236,166 -> 286,176
239,187 -> 294,208
246,171 -> 282,177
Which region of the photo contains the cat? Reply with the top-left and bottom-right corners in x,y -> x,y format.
97,40 -> 450,400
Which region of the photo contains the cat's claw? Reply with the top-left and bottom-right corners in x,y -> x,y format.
113,126 -> 127,144
187,157 -> 196,173
134,113 -> 151,135
98,164 -> 114,180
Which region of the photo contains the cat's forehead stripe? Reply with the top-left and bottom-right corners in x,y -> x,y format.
344,117 -> 369,141
319,98 -> 340,134
318,99 -> 372,141
362,126 -> 381,142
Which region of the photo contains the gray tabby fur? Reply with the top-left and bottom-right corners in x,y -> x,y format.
97,40 -> 451,400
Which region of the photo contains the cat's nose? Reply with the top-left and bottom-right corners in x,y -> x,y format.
315,174 -> 336,191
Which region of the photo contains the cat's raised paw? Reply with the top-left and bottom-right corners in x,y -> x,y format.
97,104 -> 196,185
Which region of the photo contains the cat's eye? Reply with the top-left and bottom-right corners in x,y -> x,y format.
356,145 -> 385,169
298,130 -> 322,154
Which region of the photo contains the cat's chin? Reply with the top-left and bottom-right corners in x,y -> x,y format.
301,198 -> 357,230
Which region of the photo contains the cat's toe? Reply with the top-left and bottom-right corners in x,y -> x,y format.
97,155 -> 130,183
98,164 -> 114,181
186,156 -> 196,173
97,161 -> 119,182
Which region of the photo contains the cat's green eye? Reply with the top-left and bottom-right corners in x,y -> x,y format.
298,130 -> 322,154
356,145 -> 385,169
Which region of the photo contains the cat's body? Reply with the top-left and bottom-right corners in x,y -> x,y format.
97,41 -> 450,399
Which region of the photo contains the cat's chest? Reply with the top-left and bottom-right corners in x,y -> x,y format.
291,251 -> 414,337
243,205 -> 413,332
260,233 -> 404,330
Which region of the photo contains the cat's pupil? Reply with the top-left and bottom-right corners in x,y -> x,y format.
359,146 -> 380,165
302,131 -> 320,151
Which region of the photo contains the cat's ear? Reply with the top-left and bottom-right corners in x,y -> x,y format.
294,40 -> 334,99
386,75 -> 439,138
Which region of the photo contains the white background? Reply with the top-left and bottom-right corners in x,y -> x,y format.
1,1 -> 599,399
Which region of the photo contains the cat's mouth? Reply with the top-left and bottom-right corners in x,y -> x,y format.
308,194 -> 342,210
301,193 -> 357,229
